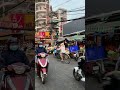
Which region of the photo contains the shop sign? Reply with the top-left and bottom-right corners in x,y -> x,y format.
10,14 -> 24,29
0,14 -> 34,30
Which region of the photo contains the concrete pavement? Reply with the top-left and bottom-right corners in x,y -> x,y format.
35,55 -> 85,90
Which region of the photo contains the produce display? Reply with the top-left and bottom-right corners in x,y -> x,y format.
107,50 -> 119,60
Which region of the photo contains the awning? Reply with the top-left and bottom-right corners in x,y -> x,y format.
0,36 -> 11,40
71,35 -> 85,41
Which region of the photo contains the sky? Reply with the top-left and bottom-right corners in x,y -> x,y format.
50,0 -> 85,20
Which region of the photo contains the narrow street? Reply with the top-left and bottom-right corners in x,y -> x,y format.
35,55 -> 85,90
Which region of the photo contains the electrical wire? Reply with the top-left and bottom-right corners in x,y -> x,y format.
67,6 -> 85,11
1,0 -> 26,16
67,9 -> 85,12
67,13 -> 85,15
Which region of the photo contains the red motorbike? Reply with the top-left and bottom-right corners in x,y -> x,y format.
36,52 -> 49,84
1,62 -> 33,90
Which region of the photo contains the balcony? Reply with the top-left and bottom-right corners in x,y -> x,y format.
35,15 -> 47,21
35,5 -> 47,12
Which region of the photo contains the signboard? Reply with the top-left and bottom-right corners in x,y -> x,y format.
11,14 -> 24,29
0,14 -> 34,30
35,31 -> 50,39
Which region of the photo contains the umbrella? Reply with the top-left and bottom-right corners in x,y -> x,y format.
71,35 -> 85,41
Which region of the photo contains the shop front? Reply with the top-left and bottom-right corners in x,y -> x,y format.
85,10 -> 120,75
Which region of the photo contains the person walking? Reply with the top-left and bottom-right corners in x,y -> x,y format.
59,43 -> 66,62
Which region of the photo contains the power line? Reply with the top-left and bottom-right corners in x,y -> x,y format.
67,9 -> 85,12
67,13 -> 85,15
53,0 -> 73,8
50,16 -> 85,24
68,6 -> 85,11
1,0 -> 26,16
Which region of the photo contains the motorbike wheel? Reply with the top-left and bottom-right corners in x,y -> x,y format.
74,57 -> 78,61
40,72 -> 46,84
73,69 -> 81,81
98,74 -> 103,83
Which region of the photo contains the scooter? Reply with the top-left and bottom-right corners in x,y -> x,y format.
73,56 -> 85,82
37,52 -> 49,84
1,62 -> 33,90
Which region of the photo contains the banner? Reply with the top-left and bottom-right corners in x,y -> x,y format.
69,45 -> 79,52
0,14 -> 34,30
10,14 -> 24,29
39,32 -> 45,38
86,46 -> 105,61
45,32 -> 50,38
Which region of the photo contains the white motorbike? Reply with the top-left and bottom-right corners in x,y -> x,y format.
73,56 -> 85,82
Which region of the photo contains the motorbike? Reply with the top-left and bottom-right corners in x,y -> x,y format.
70,51 -> 79,61
53,48 -> 70,64
73,56 -> 85,82
36,52 -> 49,84
1,62 -> 33,90
102,71 -> 120,90
92,61 -> 103,83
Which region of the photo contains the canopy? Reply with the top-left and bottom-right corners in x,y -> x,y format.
71,35 -> 85,41
57,37 -> 73,42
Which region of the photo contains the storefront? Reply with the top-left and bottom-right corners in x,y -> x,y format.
86,10 -> 120,61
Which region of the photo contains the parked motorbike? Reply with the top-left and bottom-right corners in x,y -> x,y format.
70,51 -> 79,61
92,61 -> 103,83
1,62 -> 33,90
73,56 -> 85,82
37,52 -> 49,84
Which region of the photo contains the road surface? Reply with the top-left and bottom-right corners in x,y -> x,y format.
35,55 -> 85,90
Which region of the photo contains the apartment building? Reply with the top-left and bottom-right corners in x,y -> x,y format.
35,0 -> 52,44
52,8 -> 67,37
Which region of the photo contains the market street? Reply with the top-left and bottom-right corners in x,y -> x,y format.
35,55 -> 85,90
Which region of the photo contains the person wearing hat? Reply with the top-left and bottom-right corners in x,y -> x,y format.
35,42 -> 47,55
0,37 -> 30,88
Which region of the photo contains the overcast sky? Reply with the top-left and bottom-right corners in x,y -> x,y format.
50,0 -> 85,20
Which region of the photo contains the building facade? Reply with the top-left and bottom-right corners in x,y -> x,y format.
35,0 -> 51,44
50,8 -> 67,38
56,8 -> 67,36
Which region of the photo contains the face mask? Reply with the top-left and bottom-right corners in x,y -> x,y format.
39,45 -> 43,47
10,45 -> 18,51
